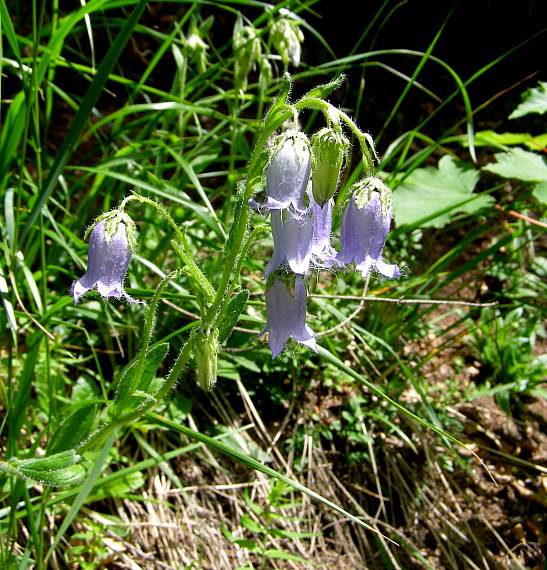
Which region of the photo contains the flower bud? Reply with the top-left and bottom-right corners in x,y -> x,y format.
338,177 -> 400,279
311,127 -> 348,206
194,328 -> 219,391
71,210 -> 139,304
233,16 -> 261,91
269,17 -> 304,68
258,58 -> 273,94
183,22 -> 208,74
265,130 -> 311,212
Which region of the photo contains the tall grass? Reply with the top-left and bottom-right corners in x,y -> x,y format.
0,1 -> 545,568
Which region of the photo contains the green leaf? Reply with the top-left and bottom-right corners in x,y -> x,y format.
264,549 -> 308,563
233,539 -> 259,551
0,92 -> 26,189
465,130 -> 547,151
532,181 -> 547,203
393,156 -> 493,228
20,465 -> 86,487
71,377 -> 98,403
482,148 -> 547,182
218,290 -> 249,343
92,471 -> 145,500
240,514 -> 264,534
509,82 -> 547,119
10,450 -> 85,487
22,0 -> 149,240
299,73 -> 345,101
48,403 -> 98,455
114,342 -> 169,405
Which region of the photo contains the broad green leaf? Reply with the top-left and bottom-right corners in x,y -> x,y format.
71,377 -> 98,403
218,290 -> 249,343
509,82 -> 547,119
482,148 -> 547,182
114,342 -> 169,405
48,403 -> 99,455
9,450 -> 85,487
532,180 -> 547,203
19,465 -> 86,487
465,130 -> 547,151
393,156 -> 493,228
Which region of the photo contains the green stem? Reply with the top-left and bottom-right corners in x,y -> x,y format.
120,194 -> 214,300
294,97 -> 376,176
115,270 -> 184,411
79,337 -> 195,453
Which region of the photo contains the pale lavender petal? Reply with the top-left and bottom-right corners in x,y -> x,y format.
264,209 -> 313,277
338,192 -> 399,278
310,197 -> 337,268
72,220 -> 138,304
375,259 -> 401,279
266,134 -> 311,212
262,276 -> 317,358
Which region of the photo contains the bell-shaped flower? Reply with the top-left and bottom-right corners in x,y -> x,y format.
309,191 -> 337,268
264,208 -> 314,277
269,16 -> 304,68
233,16 -> 261,91
262,275 -> 317,358
338,177 -> 400,278
71,211 -> 139,304
265,130 -> 311,212
310,127 -> 348,206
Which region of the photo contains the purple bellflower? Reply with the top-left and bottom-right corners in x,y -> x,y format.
264,208 -> 314,277
338,177 -> 400,279
309,191 -> 337,269
265,130 -> 311,212
262,275 -> 317,358
72,212 -> 138,304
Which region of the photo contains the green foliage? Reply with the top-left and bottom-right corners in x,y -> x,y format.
0,1 -> 544,568
509,81 -> 547,119
392,155 -> 493,228
483,147 -> 547,182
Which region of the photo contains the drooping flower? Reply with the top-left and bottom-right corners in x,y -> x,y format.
71,212 -> 139,304
233,15 -> 261,91
265,130 -> 311,212
264,208 -> 314,277
310,192 -> 337,268
310,127 -> 348,206
262,275 -> 317,358
338,177 -> 400,278
269,16 -> 304,68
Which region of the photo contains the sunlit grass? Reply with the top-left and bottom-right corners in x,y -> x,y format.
0,1 -> 545,568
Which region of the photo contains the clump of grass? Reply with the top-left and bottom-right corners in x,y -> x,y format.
0,1 -> 545,568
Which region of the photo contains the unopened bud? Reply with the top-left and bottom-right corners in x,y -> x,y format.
184,23 -> 208,73
269,17 -> 304,68
194,328 -> 219,391
311,127 -> 348,206
233,16 -> 261,91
